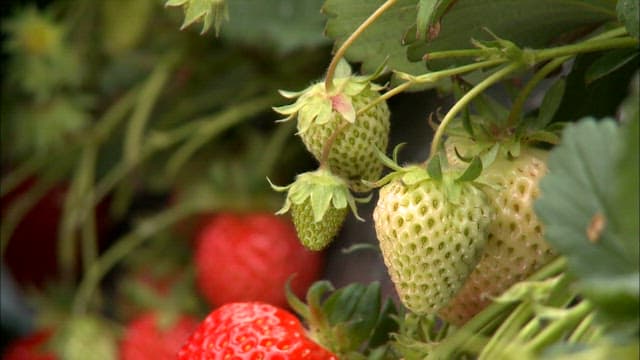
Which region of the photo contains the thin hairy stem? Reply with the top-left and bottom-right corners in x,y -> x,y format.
324,0 -> 398,92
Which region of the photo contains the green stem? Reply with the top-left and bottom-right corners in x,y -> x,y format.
434,304 -> 516,358
429,62 -> 522,159
92,86 -> 141,143
72,200 -> 210,314
410,59 -> 506,84
356,81 -> 414,116
257,121 -> 297,179
423,48 -> 488,61
0,176 -> 58,256
319,121 -> 350,169
506,56 -> 569,127
58,142 -> 96,283
324,0 -> 398,92
507,26 -> 633,126
165,94 -> 278,179
524,300 -> 594,353
534,37 -> 638,63
124,53 -> 179,164
357,59 -> 505,116
479,302 -> 533,360
0,156 -> 46,197
568,311 -> 597,343
433,258 -> 566,357
78,144 -> 98,277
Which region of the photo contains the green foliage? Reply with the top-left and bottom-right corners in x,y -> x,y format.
617,0 -> 640,38
407,0 -> 618,69
288,281 -> 398,359
552,53 -> 640,123
224,0 -> 329,53
323,0 -> 426,76
165,0 -> 229,35
535,118 -> 639,329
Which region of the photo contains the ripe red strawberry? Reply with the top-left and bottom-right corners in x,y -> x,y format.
194,213 -> 324,309
2,329 -> 56,360
439,145 -> 556,325
274,61 -> 390,192
1,177 -> 111,287
119,312 -> 199,360
178,302 -> 337,359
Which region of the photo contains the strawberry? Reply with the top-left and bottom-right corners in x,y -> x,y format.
274,61 -> 390,192
194,212 -> 324,309
119,312 -> 199,360
178,302 -> 337,359
2,329 -> 56,360
439,143 -> 556,325
372,159 -> 493,314
1,178 -> 111,287
270,168 -> 367,250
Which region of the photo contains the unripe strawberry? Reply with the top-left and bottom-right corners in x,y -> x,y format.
439,139 -> 556,325
373,164 -> 493,314
274,61 -> 390,192
271,168 -> 367,250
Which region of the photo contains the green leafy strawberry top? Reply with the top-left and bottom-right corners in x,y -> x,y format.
273,60 -> 385,133
270,168 -> 366,222
165,0 -> 228,35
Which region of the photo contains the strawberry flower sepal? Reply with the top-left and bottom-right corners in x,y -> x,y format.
269,168 -> 370,250
273,59 -> 386,133
285,279 -> 399,359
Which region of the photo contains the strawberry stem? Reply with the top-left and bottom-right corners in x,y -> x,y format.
319,121 -> 350,169
324,0 -> 399,92
524,300 -> 594,353
0,173 -> 60,256
123,53 -> 179,165
507,26 -> 631,127
72,200 -> 211,315
165,94 -> 279,179
429,62 -> 522,161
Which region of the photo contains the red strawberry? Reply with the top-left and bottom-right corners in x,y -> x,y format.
1,178 -> 111,287
2,329 -> 56,360
119,312 -> 199,360
194,213 -> 324,309
178,302 -> 337,359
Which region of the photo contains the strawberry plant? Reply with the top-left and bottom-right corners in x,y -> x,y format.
1,0 -> 638,359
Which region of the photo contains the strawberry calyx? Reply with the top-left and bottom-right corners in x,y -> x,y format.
370,144 -> 484,203
269,168 -> 368,222
285,280 -> 398,359
273,59 -> 386,132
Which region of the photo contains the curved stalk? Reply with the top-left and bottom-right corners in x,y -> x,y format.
429,63 -> 522,159
324,0 -> 398,92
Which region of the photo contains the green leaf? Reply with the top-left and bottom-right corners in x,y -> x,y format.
426,153 -> 442,180
416,0 -> 455,41
617,0 -> 640,38
221,0 -> 329,53
344,283 -> 383,351
536,78 -> 566,128
323,0 -> 426,76
406,0 -> 617,69
366,299 -> 398,349
323,283 -> 367,325
455,156 -> 482,182
535,118 -> 639,326
552,53 -> 639,124
585,48 -> 639,84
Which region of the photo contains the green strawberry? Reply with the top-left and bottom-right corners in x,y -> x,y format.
372,161 -> 493,314
274,61 -> 390,192
439,140 -> 556,325
270,168 -> 366,250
